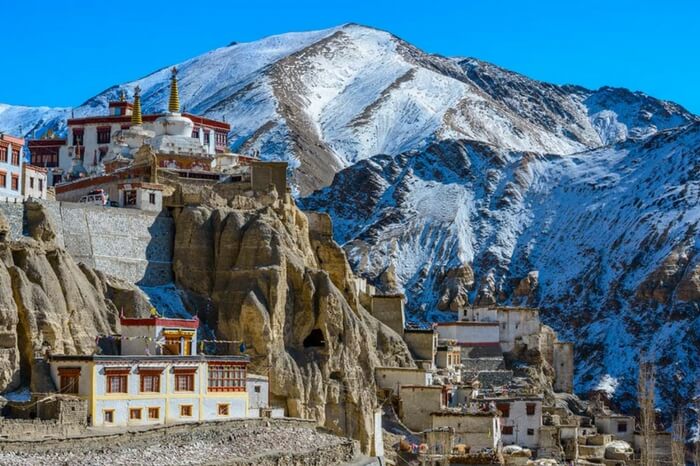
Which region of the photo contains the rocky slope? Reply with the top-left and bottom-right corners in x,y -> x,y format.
171,189 -> 413,452
302,123 -> 700,416
2,24 -> 696,194
0,202 -> 149,393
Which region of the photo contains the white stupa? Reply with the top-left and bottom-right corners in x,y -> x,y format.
148,67 -> 208,156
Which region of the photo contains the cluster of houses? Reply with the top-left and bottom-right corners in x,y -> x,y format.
367,293 -> 666,465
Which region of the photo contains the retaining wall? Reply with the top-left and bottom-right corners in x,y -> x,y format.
0,417 -> 358,466
1,200 -> 174,286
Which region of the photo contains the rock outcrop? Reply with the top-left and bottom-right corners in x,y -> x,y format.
0,204 -> 149,393
172,194 -> 414,453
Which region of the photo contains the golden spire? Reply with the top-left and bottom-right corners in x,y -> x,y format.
168,67 -> 180,113
131,86 -> 143,125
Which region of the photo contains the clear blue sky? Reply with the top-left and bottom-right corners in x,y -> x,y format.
2,0 -> 698,113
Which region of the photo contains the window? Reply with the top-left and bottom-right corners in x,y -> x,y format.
501,426 -> 514,435
254,385 -> 261,393
526,403 -> 536,416
217,404 -> 229,416
204,132 -> 210,144
104,409 -> 115,424
124,190 -> 137,206
617,421 -> 628,433
496,403 -> 510,418
11,175 -> 19,191
149,192 -> 156,204
58,367 -> 80,394
72,129 -> 84,146
29,177 -> 34,189
97,127 -> 111,144
148,407 -> 160,420
216,132 -> 227,146
174,368 -> 196,392
140,371 -> 161,393
10,149 -> 19,166
105,369 -> 129,394
38,179 -> 43,192
207,363 -> 246,392
180,405 -> 193,417
129,408 -> 142,420
162,330 -> 194,355
33,148 -> 59,167
192,128 -> 200,139
0,147 -> 6,162
0,171 -> 5,188
527,428 -> 534,436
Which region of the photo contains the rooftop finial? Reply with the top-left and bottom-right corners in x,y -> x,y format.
168,67 -> 180,113
119,89 -> 127,102
131,86 -> 143,125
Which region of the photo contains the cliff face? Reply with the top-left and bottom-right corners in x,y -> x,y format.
0,203 -> 149,393
172,192 -> 413,452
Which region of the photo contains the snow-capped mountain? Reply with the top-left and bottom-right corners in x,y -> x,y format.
1,24 -> 696,194
302,123 -> 700,414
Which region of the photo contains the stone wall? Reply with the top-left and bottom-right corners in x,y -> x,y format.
2,200 -> 173,286
403,329 -> 437,363
0,201 -> 24,240
553,342 -> 574,393
371,295 -> 405,337
0,418 -> 86,440
0,417 -> 357,466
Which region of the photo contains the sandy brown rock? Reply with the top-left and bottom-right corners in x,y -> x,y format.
173,198 -> 414,453
0,204 -> 150,393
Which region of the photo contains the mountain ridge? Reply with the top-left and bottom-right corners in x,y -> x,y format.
1,24 -> 695,195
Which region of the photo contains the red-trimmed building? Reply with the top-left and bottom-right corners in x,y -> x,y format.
49,314 -> 256,427
28,80 -> 230,186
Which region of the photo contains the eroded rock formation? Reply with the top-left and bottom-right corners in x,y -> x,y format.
0,204 -> 149,392
172,193 -> 414,452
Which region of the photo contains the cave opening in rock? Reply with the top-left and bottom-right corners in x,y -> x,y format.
303,328 -> 326,348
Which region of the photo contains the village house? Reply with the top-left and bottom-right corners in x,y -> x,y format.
435,343 -> 461,371
0,133 -> 24,201
594,413 -> 635,444
436,321 -> 500,347
403,327 -> 438,368
49,315 -> 251,427
484,395 -> 544,450
21,164 -> 48,199
398,385 -> 448,432
430,408 -> 502,452
375,367 -> 433,394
